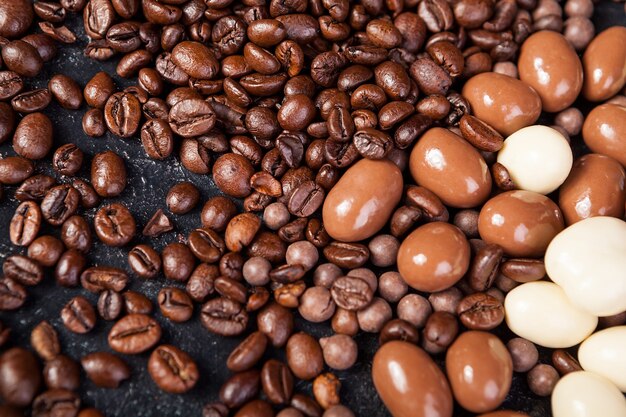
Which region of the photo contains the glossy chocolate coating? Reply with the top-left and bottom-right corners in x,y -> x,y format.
478,190 -> 564,258
446,331 -> 513,413
559,154 -> 626,225
518,31 -> 583,113
582,103 -> 626,166
372,341 -> 453,417
397,222 -> 470,292
582,26 -> 626,102
409,127 -> 491,208
478,411 -> 531,417
462,72 -> 542,136
323,158 -> 403,242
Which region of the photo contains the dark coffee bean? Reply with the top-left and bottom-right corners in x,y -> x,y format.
94,203 -> 136,247
84,72 -> 115,108
82,108 -> 107,137
390,205 -> 422,237
70,179 -> 99,209
379,318 -> 420,345
40,185 -> 80,227
166,182 -> 200,215
55,249 -> 86,287
0,71 -> 23,101
168,98 -> 216,138
106,21 -> 141,52
158,287 -> 193,322
14,175 -> 53,203
128,244 -> 161,279
162,242 -> 196,282
227,331 -> 268,372
418,0 -> 454,32
0,103 -> 16,144
378,101 -> 415,130
91,151 -> 127,198
117,49 -> 152,78
61,215 -> 92,253
61,295 -> 96,334
2,40 -> 43,78
422,311 -> 458,354
457,292 -> 504,330
261,359 -> 294,405
213,153 -> 255,198
180,137 -> 211,174
500,258 -> 546,282
31,321 -> 60,361
201,297 -> 249,336
10,201 -> 41,247
0,277 -> 27,310
269,264 -> 306,284
42,354 -> 80,391
148,345 -> 199,394
290,394 -> 322,417
3,255 -> 43,286
323,242 -> 369,269
215,276 -> 248,304
220,370 -> 261,409
409,57 -> 452,96
552,349 -> 582,376
405,185 -> 445,218
353,128 -> 393,159
11,88 -> 52,113
97,290 -> 123,321
31,389 -> 80,417
467,242 -> 503,291
104,92 -> 141,138
48,74 -> 83,109
34,2 -> 67,23
186,264 -> 218,302
52,144 -> 83,176
203,402 -> 229,417
81,352 -> 130,388
81,266 -> 128,293
0,156 -> 33,185
123,290 -> 153,315
492,161 -> 515,191
288,181 -> 325,217
108,313 -> 161,354
330,276 -> 374,311
324,139 -> 359,168
83,0 -> 115,38
279,218 -> 308,243
0,347 -> 41,406
201,196 -> 237,232
13,112 -> 53,160
459,114 -> 503,152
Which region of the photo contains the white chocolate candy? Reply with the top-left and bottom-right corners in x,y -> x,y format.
552,371 -> 626,417
504,281 -> 597,348
578,326 -> 626,392
545,216 -> 626,316
497,125 -> 573,195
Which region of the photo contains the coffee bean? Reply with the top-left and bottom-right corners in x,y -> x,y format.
492,161 -> 516,191
97,290 -> 124,321
421,311 -> 458,354
457,292 -> 505,330
30,321 -> 60,361
128,244 -> 161,279
61,296 -> 96,334
43,354 -> 80,391
288,181 -> 325,217
290,394 -> 323,417
1,40 -> 43,78
3,255 -> 43,286
201,297 -> 249,336
91,151 -> 127,197
213,154 -> 255,198
10,201 -> 41,247
158,287 -> 193,322
0,71 -> 23,102
162,242 -> 195,281
61,215 -> 92,253
379,318 -> 420,345
32,389 -> 80,417
0,156 -> 34,185
220,370 -> 261,409
48,74 -> 83,109
323,242 -> 369,269
467,242 -> 503,291
552,349 -> 582,376
104,92 -> 141,137
459,114 -> 504,152
11,88 -> 52,113
83,108 -> 107,137
149,345 -> 199,393
141,119 -> 174,160
53,144 -> 84,176
166,182 -> 200,215
261,359 -> 294,405
81,352 -> 130,388
13,112 -> 53,160
330,276 -> 374,311
313,372 -> 341,410
94,203 -> 136,247
0,348 -> 41,406
418,0 -> 454,32
81,266 -> 129,293
500,258 -> 546,282
14,175 -> 55,203
168,98 -> 216,137
108,313 -> 161,354
40,185 -> 80,227
286,332 -> 323,380
227,331 -> 268,372
55,249 -> 86,288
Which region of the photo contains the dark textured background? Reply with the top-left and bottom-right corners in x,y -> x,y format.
0,3 -> 624,416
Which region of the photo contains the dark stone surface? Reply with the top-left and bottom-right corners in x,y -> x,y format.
0,3 -> 624,416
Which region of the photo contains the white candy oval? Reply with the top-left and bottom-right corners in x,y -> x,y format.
552,371 -> 626,417
504,281 -> 597,348
545,216 -> 626,316
578,326 -> 626,392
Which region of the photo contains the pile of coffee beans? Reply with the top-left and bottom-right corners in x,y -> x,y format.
0,0 -> 625,415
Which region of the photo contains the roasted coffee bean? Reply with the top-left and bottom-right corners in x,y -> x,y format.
123,290 -> 153,315
379,318 -> 420,345
31,389 -> 80,417
48,74 -> 82,109
287,181 -> 325,217
162,242 -> 195,281
2,40 -> 43,78
167,182 -> 200,215
55,249 -> 86,287
459,114 -> 504,152
13,112 -> 53,160
353,128 -> 393,159
42,354 -> 80,391
60,215 -> 92,253
0,156 -> 34,186
274,14 -> 319,44
0,103 -> 16,144
70,179 -> 99,210
0,347 -> 41,406
467,242 -> 503,291
201,196 -> 237,232
82,108 -> 107,137
248,286 -> 271,311
201,297 -> 249,336
552,349 -> 582,376
81,352 -> 130,388
104,92 -> 141,138
10,201 -> 41,247
168,98 -> 216,137
286,332 -> 324,380
31,321 -> 60,361
26,236 -> 62,268
11,88 -> 52,113
492,161 -> 515,191
97,290 -> 124,321
148,345 -> 199,394
91,151 -> 127,198
14,175 -> 54,203
61,296 -> 96,334
220,370 -> 261,409
185,264 -> 218,302
34,2 -> 67,23
81,266 -> 129,293
290,393 -> 323,417
128,244 -> 161,279
410,57 -> 452,96
215,276 -> 247,304
84,72 -> 115,108
213,153 -> 255,198
457,292 -> 505,330
158,287 -> 193,322
323,242 -> 369,269
0,277 -> 27,310
40,185 -> 80,227
227,331 -> 268,372
53,144 -> 83,176
3,255 -> 43,286
257,302 -> 293,347
0,71 -> 23,102
94,203 -> 136,247
180,137 -> 211,174
261,359 -> 294,405
108,314 -> 161,354
421,311 -> 458,354
330,276 -> 374,311
500,258 -> 546,282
